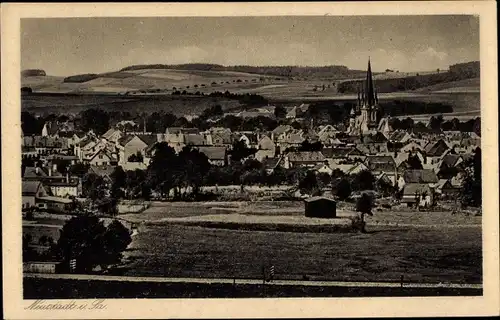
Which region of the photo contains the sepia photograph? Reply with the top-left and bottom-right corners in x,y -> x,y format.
2,2 -> 499,319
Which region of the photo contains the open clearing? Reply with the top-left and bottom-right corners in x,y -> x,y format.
113,201 -> 483,284
121,223 -> 481,284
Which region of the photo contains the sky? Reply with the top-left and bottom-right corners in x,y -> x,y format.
21,15 -> 480,76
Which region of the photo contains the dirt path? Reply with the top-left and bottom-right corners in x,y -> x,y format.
24,273 -> 482,289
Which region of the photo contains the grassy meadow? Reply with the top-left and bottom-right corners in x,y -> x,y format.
120,223 -> 481,283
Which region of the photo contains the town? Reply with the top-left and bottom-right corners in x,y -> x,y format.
21,59 -> 482,294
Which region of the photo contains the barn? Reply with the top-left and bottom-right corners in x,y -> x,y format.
304,196 -> 337,218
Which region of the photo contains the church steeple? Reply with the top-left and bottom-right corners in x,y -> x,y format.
364,58 -> 376,107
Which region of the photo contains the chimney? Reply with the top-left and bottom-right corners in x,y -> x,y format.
48,167 -> 52,177
66,173 -> 69,184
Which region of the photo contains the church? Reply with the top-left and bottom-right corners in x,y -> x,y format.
347,59 -> 391,136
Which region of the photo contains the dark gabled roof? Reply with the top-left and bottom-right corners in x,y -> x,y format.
424,139 -> 450,157
22,180 -> 43,195
389,130 -> 409,142
403,169 -> 439,183
440,154 -> 462,168
197,146 -> 227,161
23,167 -> 48,178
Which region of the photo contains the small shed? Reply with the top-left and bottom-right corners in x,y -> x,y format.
304,196 -> 337,218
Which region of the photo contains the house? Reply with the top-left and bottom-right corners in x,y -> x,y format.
24,136 -> 67,156
438,153 -> 464,169
45,174 -> 82,197
165,127 -> 201,151
88,149 -> 117,167
398,169 -> 439,190
271,125 -> 293,141
280,151 -> 325,169
37,196 -> 74,213
303,196 -> 336,218
196,146 -> 227,166
364,155 -> 398,186
432,179 -> 460,199
205,128 -> 232,146
22,180 -> 49,209
276,130 -> 305,152
322,147 -> 366,164
118,134 -> 158,165
101,128 -> 123,144
423,139 -> 450,165
258,135 -> 276,151
89,165 -> 116,184
401,183 -> 434,207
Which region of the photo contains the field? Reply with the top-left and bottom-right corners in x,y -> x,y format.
120,223 -> 481,284
21,94 -> 243,117
23,277 -> 481,299
105,201 -> 482,284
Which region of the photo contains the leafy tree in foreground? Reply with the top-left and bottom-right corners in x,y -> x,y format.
355,193 -> 374,233
56,216 -> 131,273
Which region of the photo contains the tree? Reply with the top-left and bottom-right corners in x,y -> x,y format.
336,178 -> 352,201
299,171 -> 320,195
55,216 -> 131,273
461,147 -> 482,208
79,108 -> 110,136
177,146 -> 211,197
82,173 -> 107,201
147,142 -> 178,198
274,105 -> 287,119
429,115 -> 444,130
355,193 -> 374,233
229,140 -> 257,162
351,170 -> 375,191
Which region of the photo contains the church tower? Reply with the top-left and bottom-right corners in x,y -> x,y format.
347,58 -> 381,135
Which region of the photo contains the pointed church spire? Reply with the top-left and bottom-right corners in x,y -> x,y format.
365,58 -> 376,107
